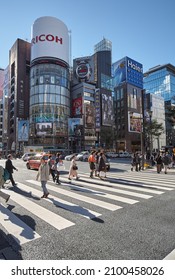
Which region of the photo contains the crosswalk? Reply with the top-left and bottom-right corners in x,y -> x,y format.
0,170 -> 175,247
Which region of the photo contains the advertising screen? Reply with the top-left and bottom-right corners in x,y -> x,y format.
72,97 -> 83,117
128,112 -> 142,133
101,93 -> 114,126
35,122 -> 52,136
68,118 -> 83,136
18,120 -> 29,142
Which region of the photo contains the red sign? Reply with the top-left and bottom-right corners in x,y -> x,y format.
72,97 -> 82,116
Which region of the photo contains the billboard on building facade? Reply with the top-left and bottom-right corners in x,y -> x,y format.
101,93 -> 114,126
35,122 -> 52,136
72,56 -> 94,84
113,56 -> 143,89
85,103 -> 95,129
18,120 -> 29,142
72,97 -> 83,116
68,118 -> 83,136
128,112 -> 142,133
31,16 -> 69,64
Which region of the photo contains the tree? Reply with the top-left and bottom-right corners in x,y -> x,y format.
144,119 -> 164,151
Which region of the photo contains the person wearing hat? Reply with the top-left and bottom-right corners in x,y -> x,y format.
5,154 -> 18,187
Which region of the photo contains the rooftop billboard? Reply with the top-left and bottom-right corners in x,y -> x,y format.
31,16 -> 69,65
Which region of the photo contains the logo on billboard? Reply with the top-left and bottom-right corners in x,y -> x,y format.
32,34 -> 63,45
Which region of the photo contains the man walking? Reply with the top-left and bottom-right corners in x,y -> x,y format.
5,154 -> 18,187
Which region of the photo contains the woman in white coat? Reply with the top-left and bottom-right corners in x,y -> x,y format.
68,155 -> 79,180
36,157 -> 50,198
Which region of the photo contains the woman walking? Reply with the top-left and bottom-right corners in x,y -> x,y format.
68,155 -> 79,180
98,152 -> 107,180
36,157 -> 50,198
88,151 -> 96,178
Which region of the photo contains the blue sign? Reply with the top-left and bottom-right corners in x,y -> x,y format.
113,56 -> 143,89
18,120 -> 29,142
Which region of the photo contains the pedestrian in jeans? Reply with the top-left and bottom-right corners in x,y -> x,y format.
36,157 -> 50,198
5,154 -> 18,187
47,155 -> 55,182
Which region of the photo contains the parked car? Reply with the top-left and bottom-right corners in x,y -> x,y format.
76,151 -> 90,161
118,152 -> 131,158
26,153 -> 51,170
65,153 -> 78,161
22,152 -> 37,161
106,152 -> 118,158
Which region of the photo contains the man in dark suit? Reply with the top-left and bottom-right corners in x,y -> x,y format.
5,154 -> 18,187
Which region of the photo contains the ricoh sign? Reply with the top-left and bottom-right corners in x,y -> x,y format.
31,16 -> 69,64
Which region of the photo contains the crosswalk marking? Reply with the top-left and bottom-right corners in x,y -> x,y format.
65,174 -> 165,194
27,180 -> 122,211
1,170 -> 174,248
66,178 -> 153,199
17,183 -> 102,219
3,188 -> 74,230
0,203 -> 40,245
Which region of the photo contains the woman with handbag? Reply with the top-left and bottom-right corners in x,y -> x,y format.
68,155 -> 79,180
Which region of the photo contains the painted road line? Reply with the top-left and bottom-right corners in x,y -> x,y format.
17,183 -> 101,219
3,189 -> 74,230
27,180 -> 122,211
0,203 -> 40,245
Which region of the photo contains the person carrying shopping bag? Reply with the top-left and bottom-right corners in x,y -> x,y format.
68,155 -> 79,180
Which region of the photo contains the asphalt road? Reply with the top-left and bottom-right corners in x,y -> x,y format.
0,157 -> 175,260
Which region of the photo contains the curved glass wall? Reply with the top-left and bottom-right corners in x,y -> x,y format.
29,62 -> 70,147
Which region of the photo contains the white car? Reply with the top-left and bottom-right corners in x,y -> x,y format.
118,152 -> 131,158
106,152 -> 118,158
64,153 -> 78,161
76,151 -> 90,161
22,152 -> 37,161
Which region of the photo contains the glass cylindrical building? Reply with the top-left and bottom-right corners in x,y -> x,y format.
30,16 -> 70,150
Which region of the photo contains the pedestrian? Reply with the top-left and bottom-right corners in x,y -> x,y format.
68,155 -> 79,180
155,152 -> 163,173
5,154 -> 18,187
47,154 -> 56,182
36,157 -> 50,198
88,151 -> 96,178
0,165 -> 10,203
98,152 -> 107,180
95,151 -> 100,176
162,152 -> 171,174
54,153 -> 62,184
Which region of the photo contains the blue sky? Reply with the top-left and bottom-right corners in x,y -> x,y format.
1,0 -> 175,72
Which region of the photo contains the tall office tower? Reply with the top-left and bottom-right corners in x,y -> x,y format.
113,56 -> 143,152
30,16 -> 70,151
8,39 -> 31,154
144,64 -> 175,147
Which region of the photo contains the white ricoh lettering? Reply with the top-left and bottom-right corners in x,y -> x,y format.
31,34 -> 63,45
128,60 -> 143,73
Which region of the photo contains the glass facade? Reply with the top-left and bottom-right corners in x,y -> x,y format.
30,62 -> 70,146
144,65 -> 175,102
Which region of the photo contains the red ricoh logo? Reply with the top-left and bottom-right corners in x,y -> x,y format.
31,34 -> 63,45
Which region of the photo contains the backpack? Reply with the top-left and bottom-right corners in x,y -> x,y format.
3,168 -> 10,182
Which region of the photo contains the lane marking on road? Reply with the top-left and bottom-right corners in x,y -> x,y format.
3,189 -> 74,230
17,183 -> 101,219
27,180 -> 122,211
0,203 -> 40,245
